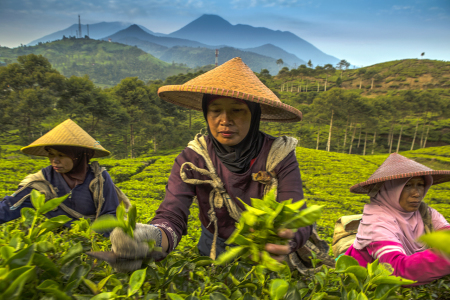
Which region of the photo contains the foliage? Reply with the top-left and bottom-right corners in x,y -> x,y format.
1,144 -> 450,298
92,204 -> 137,238
0,39 -> 197,86
217,189 -> 322,271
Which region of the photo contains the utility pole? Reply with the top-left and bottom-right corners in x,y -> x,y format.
215,49 -> 219,67
78,15 -> 82,38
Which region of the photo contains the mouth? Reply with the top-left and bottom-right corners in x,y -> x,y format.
408,202 -> 421,207
219,131 -> 236,138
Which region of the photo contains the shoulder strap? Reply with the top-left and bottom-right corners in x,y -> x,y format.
89,161 -> 131,217
419,202 -> 434,233
252,136 -> 298,199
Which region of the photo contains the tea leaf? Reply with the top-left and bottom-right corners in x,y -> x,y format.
215,246 -> 247,265
38,194 -> 70,215
418,230 -> 450,255
269,279 -> 289,300
128,268 -> 147,297
31,189 -> 45,210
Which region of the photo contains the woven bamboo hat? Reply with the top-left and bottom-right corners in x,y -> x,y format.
21,119 -> 110,158
158,57 -> 302,122
350,153 -> 450,194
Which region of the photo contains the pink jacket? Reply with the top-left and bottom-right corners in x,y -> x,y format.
346,225 -> 450,285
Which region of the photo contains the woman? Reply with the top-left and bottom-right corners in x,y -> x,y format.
109,57 -> 313,269
346,153 -> 450,285
0,119 -> 120,224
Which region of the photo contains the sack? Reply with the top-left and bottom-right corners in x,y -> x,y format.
331,214 -> 363,259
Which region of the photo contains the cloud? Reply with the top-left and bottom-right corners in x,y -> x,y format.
2,0 -> 206,18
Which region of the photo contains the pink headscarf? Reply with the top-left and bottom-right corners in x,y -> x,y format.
353,176 -> 433,255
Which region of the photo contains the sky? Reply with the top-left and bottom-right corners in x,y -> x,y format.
1,0 -> 449,66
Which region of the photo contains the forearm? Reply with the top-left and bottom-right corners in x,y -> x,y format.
368,241 -> 450,285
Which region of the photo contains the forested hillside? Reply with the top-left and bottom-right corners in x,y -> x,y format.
0,39 -> 211,86
1,54 -> 450,158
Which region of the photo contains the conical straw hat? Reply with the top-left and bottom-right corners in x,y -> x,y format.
21,119 -> 110,158
350,153 -> 450,194
158,57 -> 302,122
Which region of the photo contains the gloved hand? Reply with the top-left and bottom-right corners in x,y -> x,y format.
109,223 -> 164,272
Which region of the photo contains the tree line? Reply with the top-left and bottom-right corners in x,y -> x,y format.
1,54 -> 449,158
0,54 -> 204,158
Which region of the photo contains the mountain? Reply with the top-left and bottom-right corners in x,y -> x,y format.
169,14 -> 339,66
242,44 -> 306,67
103,25 -> 212,49
27,22 -> 166,46
159,46 -> 283,74
112,37 -> 169,58
1,39 -> 193,86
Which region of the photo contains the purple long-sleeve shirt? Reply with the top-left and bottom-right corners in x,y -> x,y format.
151,133 -> 312,252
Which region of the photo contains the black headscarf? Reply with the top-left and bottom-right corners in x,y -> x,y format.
202,94 -> 264,173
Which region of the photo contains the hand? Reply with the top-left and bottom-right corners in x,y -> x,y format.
109,223 -> 164,272
265,229 -> 295,262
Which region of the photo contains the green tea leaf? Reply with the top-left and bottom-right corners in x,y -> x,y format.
418,230 -> 450,255
209,292 -> 230,300
82,278 -> 99,295
285,199 -> 305,211
215,246 -> 247,265
261,251 -> 286,272
167,293 -> 185,300
237,198 -> 267,216
269,279 -> 289,300
128,268 -> 147,297
128,204 -> 137,231
33,253 -> 60,277
58,242 -> 83,266
0,245 -> 15,261
335,255 -> 359,273
38,193 -> 70,215
372,276 -> 415,286
30,189 -> 45,210
373,284 -> 398,300
6,244 -> 35,269
91,215 -> 126,233
20,207 -> 36,226
2,266 -> 35,299
90,292 -> 117,300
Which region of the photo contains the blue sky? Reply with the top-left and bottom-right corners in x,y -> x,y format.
1,0 -> 449,66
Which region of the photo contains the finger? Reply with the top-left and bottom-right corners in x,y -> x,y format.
265,243 -> 291,256
278,229 -> 295,239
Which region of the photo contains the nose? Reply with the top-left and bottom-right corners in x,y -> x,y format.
411,185 -> 421,197
218,110 -> 232,125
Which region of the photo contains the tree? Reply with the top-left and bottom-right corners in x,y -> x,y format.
336,59 -> 350,78
307,60 -> 313,68
0,54 -> 65,144
276,59 -> 284,68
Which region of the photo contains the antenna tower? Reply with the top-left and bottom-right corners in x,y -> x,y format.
215,49 -> 219,67
78,15 -> 82,38
87,24 -> 89,38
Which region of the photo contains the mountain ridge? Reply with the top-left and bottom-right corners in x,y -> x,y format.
168,14 -> 339,65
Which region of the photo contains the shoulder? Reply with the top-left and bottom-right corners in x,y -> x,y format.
429,206 -> 450,230
41,165 -> 55,181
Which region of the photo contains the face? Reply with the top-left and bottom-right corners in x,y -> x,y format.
399,176 -> 425,212
207,98 -> 252,146
47,148 -> 74,174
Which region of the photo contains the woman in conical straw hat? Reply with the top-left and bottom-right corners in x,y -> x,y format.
0,119 -> 122,225
345,153 -> 450,285
107,57 -> 320,272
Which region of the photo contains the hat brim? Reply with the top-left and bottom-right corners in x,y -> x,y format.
20,144 -> 111,158
158,86 -> 302,123
350,170 -> 450,194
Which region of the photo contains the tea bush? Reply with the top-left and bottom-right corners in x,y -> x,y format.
1,145 -> 449,299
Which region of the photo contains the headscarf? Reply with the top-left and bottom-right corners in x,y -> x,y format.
46,146 -> 95,189
202,94 -> 264,173
353,175 -> 433,255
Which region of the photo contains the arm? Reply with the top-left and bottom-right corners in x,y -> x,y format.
430,207 -> 450,230
150,150 -> 196,253
0,187 -> 35,224
265,150 -> 313,259
275,150 -> 312,251
367,241 -> 450,285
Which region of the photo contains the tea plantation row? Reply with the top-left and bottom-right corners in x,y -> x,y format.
0,144 -> 449,299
